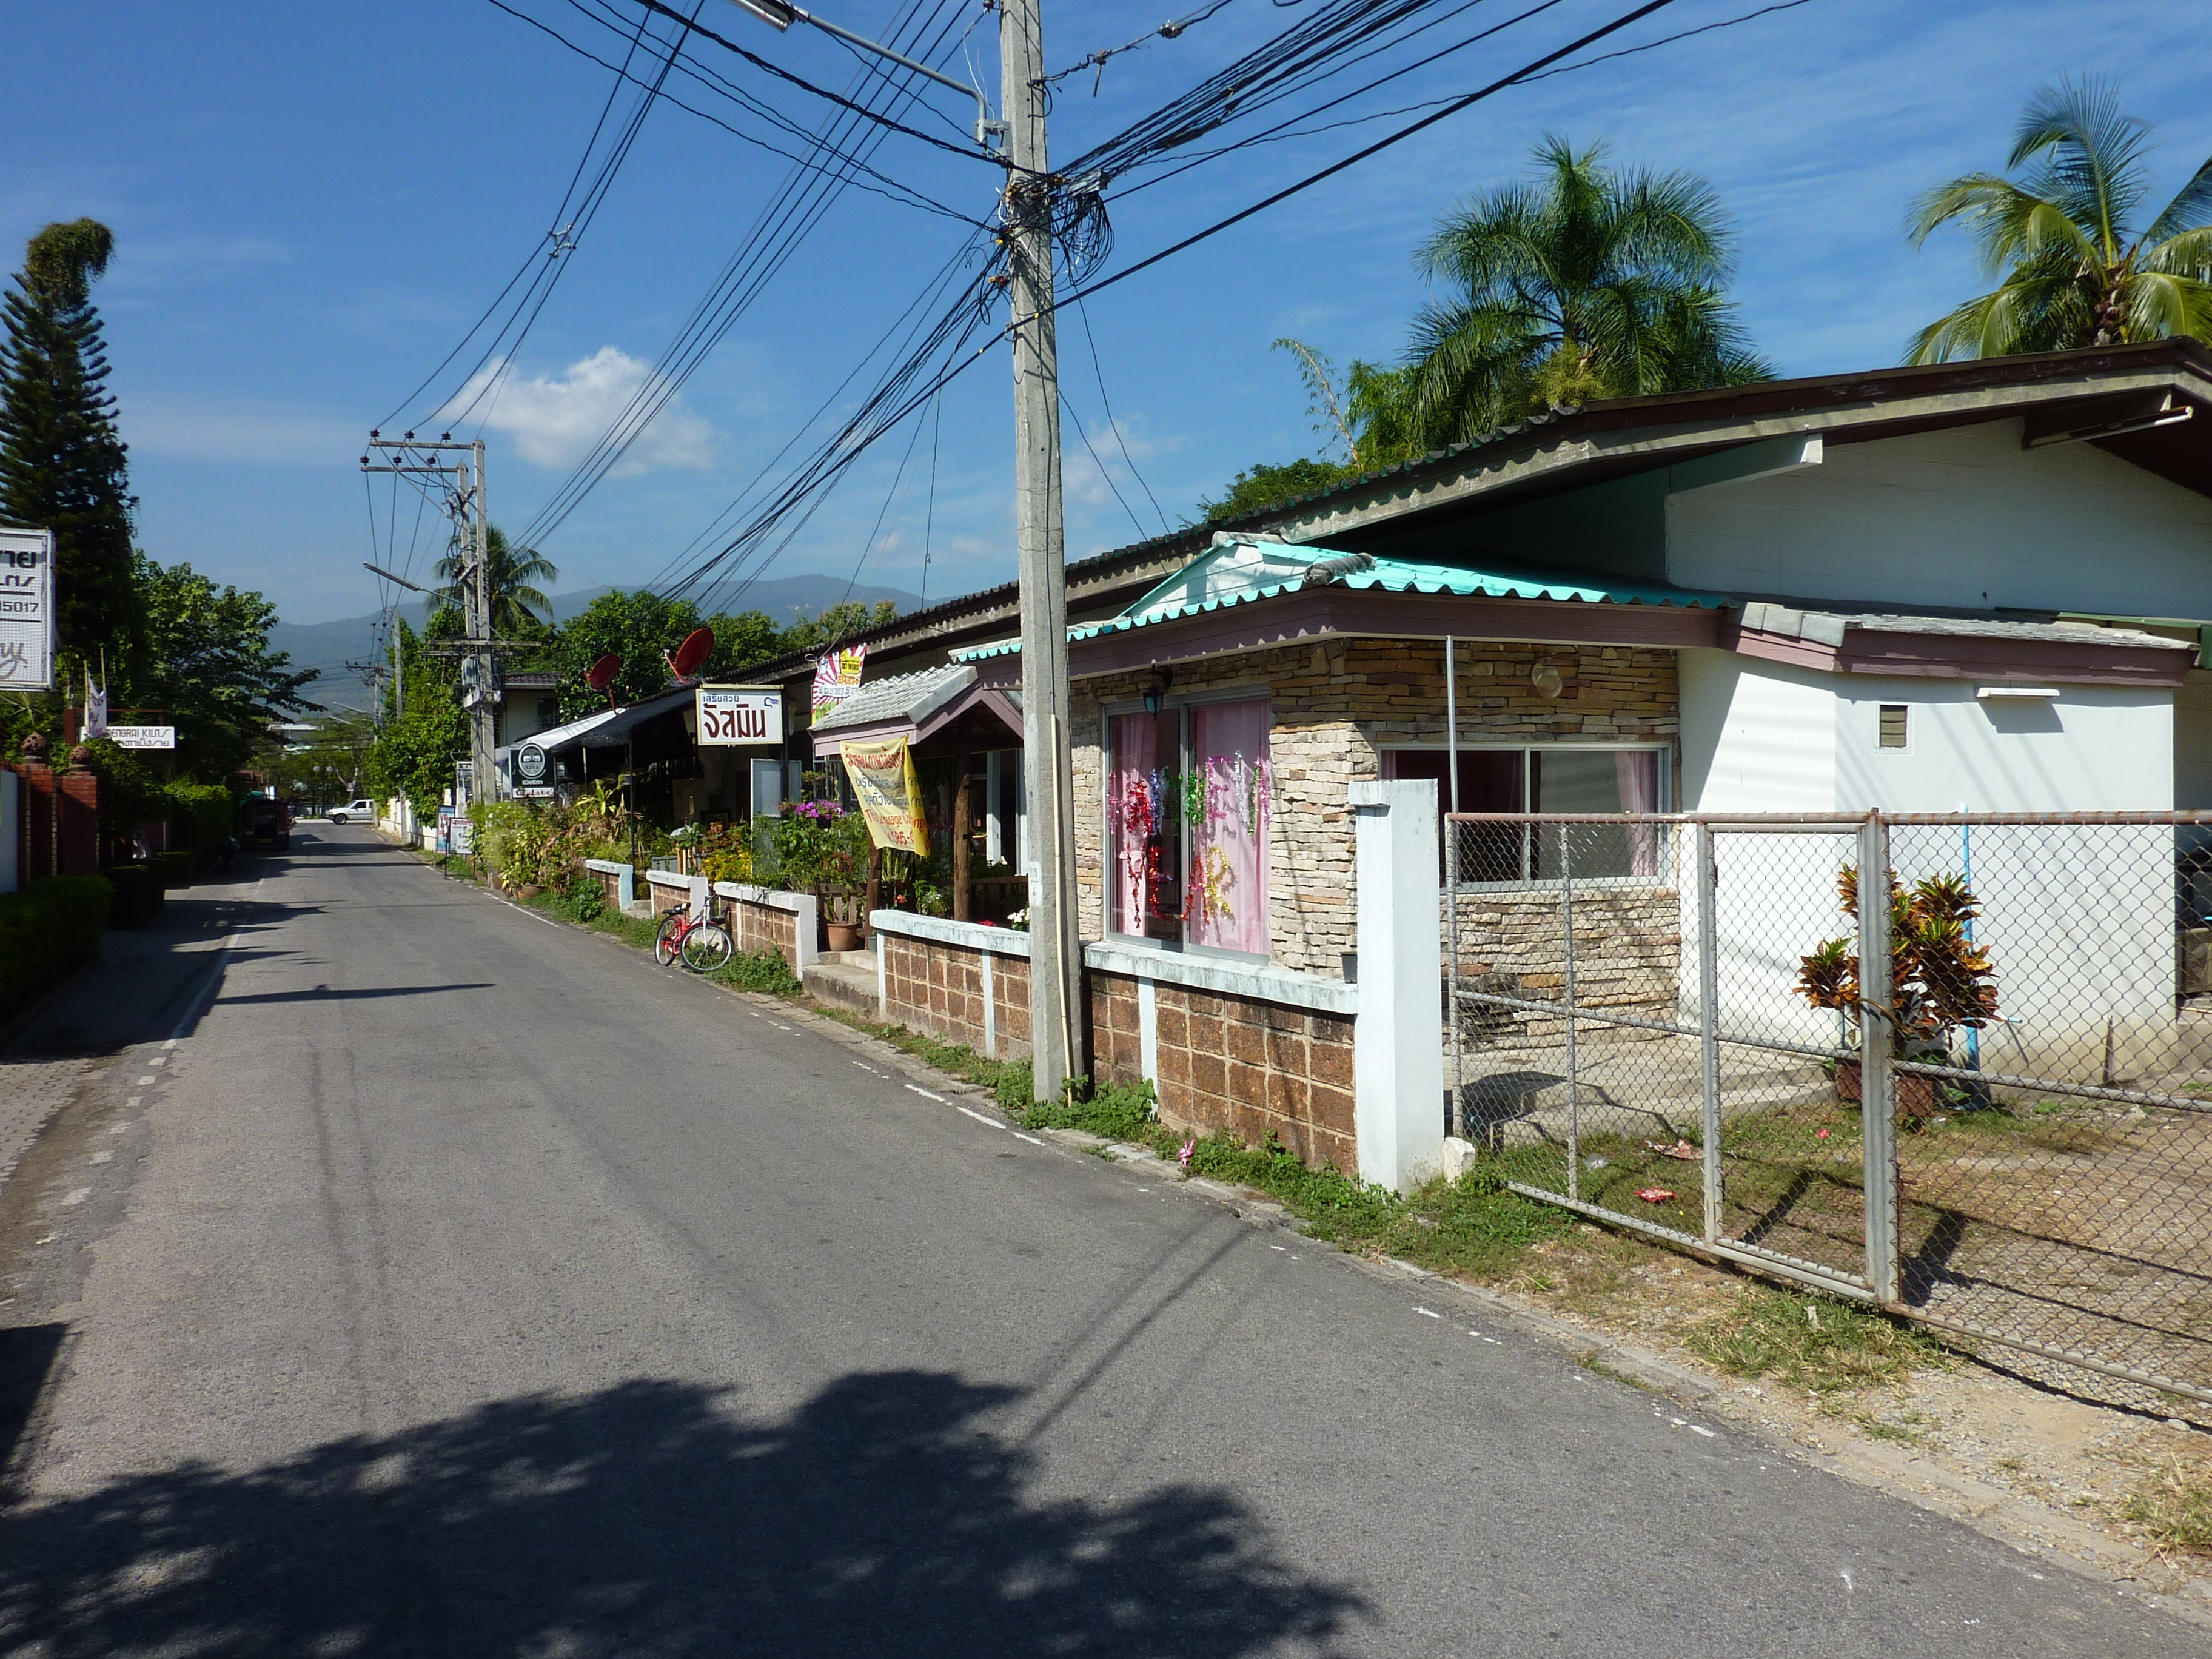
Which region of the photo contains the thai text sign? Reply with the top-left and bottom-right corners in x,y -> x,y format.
696,686 -> 782,746
0,528 -> 54,691
843,736 -> 929,856
107,726 -> 176,750
811,644 -> 865,720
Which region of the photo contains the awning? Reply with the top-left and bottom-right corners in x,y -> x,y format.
809,664 -> 1022,757
952,537 -> 1729,662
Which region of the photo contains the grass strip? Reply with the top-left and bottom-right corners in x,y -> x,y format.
1685,1285 -> 1945,1393
2123,1461 -> 2212,1556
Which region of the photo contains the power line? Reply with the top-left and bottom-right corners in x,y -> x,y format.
514,0 -> 981,551
1054,0 -> 1684,315
1074,298 -> 1169,535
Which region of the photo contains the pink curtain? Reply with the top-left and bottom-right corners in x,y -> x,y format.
1109,712 -> 1158,935
1190,700 -> 1270,955
1616,751 -> 1659,876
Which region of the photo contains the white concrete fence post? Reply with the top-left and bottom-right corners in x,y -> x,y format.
1350,780 -> 1446,1192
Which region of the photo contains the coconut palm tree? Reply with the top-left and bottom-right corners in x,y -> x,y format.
1395,136 -> 1770,452
432,524 -> 558,637
1908,78 -> 2212,363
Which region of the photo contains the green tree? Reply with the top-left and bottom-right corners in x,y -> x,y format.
366,617 -> 467,819
778,599 -> 897,659
552,589 -> 705,719
705,609 -> 786,677
1199,458 -> 1359,523
431,523 -> 559,638
126,554 -> 315,782
1400,137 -> 1769,447
0,218 -> 137,662
1908,78 -> 2212,361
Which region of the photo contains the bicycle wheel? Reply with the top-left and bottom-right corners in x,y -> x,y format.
653,913 -> 685,966
681,920 -> 734,974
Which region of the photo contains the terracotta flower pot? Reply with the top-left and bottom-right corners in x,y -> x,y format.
826,921 -> 863,951
1833,1059 -> 1939,1117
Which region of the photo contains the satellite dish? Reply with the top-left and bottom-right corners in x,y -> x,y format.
586,654 -> 621,692
668,626 -> 714,683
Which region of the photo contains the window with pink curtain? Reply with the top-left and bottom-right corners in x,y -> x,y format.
1188,700 -> 1270,956
1108,711 -> 1159,937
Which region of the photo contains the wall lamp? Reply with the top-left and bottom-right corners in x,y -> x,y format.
1143,674 -> 1169,716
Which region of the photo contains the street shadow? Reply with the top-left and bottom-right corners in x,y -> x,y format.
213,984 -> 495,1007
0,1372 -> 1364,1657
0,1325 -> 65,1490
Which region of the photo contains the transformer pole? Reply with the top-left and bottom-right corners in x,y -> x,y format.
1000,0 -> 1079,1102
468,440 -> 497,805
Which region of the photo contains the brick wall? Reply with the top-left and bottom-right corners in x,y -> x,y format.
1088,970 -> 1359,1175
731,897 -> 802,971
1068,637 -> 1678,977
877,927 -> 1031,1060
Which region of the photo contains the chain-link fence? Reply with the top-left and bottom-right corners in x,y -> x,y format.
1447,811 -> 2212,1413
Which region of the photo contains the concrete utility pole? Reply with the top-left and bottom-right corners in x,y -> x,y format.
359,437 -> 498,803
1000,0 -> 1080,1103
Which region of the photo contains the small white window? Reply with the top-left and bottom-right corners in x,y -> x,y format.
1878,705 -> 1908,749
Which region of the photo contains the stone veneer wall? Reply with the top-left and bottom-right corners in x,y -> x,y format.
1088,970 -> 1358,1175
1066,638 -> 1678,978
877,926 -> 1033,1060
1450,886 -> 1682,1033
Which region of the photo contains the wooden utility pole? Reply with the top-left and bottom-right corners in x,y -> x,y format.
1000,0 -> 1079,1102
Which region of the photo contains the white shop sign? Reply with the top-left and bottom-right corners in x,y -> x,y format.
107,725 -> 176,749
696,686 -> 782,746
0,528 -> 54,692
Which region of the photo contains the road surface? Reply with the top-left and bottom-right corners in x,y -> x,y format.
0,825 -> 2200,1656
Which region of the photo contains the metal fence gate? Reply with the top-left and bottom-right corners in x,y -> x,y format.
1446,811 -> 2212,1412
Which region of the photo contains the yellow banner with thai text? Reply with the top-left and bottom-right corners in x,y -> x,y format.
843,736 -> 930,856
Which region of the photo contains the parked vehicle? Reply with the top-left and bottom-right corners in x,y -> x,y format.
329,798 -> 377,825
654,904 -> 734,974
237,797 -> 292,851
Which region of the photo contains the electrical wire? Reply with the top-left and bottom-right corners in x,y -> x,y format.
1053,0 -> 1683,316
383,1 -> 682,429
514,0 -> 981,551
495,0 -> 985,221
1074,298 -> 1169,535
1062,392 -> 1151,544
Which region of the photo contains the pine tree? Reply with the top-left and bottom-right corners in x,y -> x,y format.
0,219 -> 137,660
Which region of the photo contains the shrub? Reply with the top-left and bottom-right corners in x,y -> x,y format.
0,875 -> 112,1015
711,947 -> 802,994
103,863 -> 166,930
167,782 -> 235,869
150,850 -> 195,888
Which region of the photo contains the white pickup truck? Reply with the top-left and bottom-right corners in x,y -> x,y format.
328,799 -> 377,825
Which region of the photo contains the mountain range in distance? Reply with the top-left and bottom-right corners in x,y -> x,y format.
275,575 -> 920,712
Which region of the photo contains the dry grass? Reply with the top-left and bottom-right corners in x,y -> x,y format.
1685,1287 -> 1945,1395
2122,1460 -> 2212,1557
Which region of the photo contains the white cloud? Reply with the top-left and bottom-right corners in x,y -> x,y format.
447,348 -> 715,474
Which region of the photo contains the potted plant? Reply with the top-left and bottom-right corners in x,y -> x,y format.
771,801 -> 874,948
1795,866 -> 1999,1117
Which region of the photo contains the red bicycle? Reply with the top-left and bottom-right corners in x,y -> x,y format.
654,903 -> 734,973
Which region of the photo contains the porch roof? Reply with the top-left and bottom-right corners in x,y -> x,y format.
809,663 -> 1024,756
949,539 -> 1727,663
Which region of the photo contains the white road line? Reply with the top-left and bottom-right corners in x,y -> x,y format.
161,1037 -> 178,1051
905,1084 -> 948,1103
126,1097 -> 141,1108
1481,1336 -> 1500,1344
59,1189 -> 90,1207
1689,1424 -> 1717,1438
1012,1131 -> 1045,1145
954,1106 -> 1006,1132
1414,1307 -> 1442,1319
1270,1244 -> 1287,1252
135,1077 -> 155,1087
851,1061 -> 882,1073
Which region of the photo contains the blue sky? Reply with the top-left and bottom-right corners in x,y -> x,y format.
7,0 -> 2210,625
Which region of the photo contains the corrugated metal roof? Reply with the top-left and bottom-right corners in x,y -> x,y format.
811,664 -> 974,734
951,541 -> 1728,662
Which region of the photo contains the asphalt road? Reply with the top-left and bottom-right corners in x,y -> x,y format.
0,825 -> 2202,1657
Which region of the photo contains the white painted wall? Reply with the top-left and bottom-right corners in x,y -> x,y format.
1678,652 -> 2179,1061
1667,420 -> 2212,615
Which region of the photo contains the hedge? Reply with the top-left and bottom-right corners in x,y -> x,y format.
0,875 -> 112,1017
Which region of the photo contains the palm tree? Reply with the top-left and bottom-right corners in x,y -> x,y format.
432,525 -> 558,637
1392,136 -> 1769,454
1908,78 -> 2212,363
